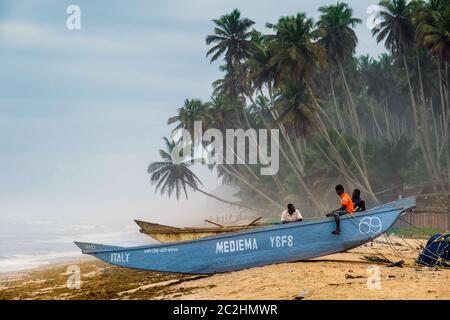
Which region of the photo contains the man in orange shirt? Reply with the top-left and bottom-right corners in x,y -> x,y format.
326,184 -> 355,235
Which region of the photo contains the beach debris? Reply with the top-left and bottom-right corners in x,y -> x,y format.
293,290 -> 308,300
345,273 -> 364,279
433,267 -> 442,271
386,260 -> 405,268
117,274 -> 210,296
415,267 -> 428,272
361,254 -> 392,264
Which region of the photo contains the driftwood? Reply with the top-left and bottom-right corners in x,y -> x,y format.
345,273 -> 364,279
386,260 -> 405,268
361,254 -> 392,264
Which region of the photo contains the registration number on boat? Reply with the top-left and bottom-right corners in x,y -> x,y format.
270,235 -> 294,248
143,247 -> 178,254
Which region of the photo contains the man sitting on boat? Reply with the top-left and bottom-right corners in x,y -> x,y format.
352,189 -> 366,212
281,204 -> 303,224
326,184 -> 355,235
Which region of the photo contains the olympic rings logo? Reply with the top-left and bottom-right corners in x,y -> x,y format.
358,217 -> 382,235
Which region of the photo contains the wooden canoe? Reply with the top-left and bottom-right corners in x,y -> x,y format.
134,218 -> 267,243
74,197 -> 416,274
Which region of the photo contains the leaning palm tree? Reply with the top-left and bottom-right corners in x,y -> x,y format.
265,13 -> 326,85
148,137 -> 264,212
206,9 -> 261,133
167,99 -> 211,146
317,2 -> 361,67
372,0 -> 418,138
211,65 -> 243,104
246,39 -> 277,96
206,9 -> 255,72
259,13 -> 330,211
274,80 -> 316,137
316,2 -> 361,121
316,2 -> 367,179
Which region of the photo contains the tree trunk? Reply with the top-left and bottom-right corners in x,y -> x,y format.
184,181 -> 267,214
329,70 -> 345,131
218,164 -> 285,210
338,62 -> 369,180
309,88 -> 378,203
402,53 -> 420,145
416,52 -> 442,191
266,82 -> 326,211
402,52 -> 438,193
437,62 -> 450,191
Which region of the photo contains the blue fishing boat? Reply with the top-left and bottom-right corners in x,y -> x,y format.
74,197 -> 415,274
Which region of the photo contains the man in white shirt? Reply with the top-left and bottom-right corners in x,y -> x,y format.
281,204 -> 303,224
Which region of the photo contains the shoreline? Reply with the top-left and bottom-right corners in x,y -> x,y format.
1,237 -> 449,300
0,255 -> 94,279
0,255 -> 93,279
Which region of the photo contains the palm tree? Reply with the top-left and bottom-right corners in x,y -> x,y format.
206,16 -> 287,197
372,0 -> 418,139
416,0 -> 449,63
274,81 -> 316,137
316,2 -> 367,180
317,2 -> 361,66
316,2 -> 361,118
358,53 -> 406,140
264,13 -> 359,210
206,9 -> 256,103
148,137 -> 200,200
265,13 -> 326,85
206,9 -> 255,71
246,33 -> 278,95
206,94 -> 237,132
372,0 -> 442,192
416,0 -> 450,190
148,137 -> 263,212
167,99 -> 211,146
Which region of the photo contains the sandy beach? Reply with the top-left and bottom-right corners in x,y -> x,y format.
1,236 -> 449,300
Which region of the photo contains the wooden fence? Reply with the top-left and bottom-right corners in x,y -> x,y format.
394,207 -> 450,232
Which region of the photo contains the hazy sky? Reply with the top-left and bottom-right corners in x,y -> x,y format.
0,0 -> 386,225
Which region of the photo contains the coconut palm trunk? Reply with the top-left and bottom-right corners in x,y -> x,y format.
415,52 -> 443,191
329,70 -> 345,131
402,52 -> 440,192
184,180 -> 267,214
437,61 -> 450,191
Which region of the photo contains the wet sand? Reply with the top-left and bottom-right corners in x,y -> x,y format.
1,237 -> 449,300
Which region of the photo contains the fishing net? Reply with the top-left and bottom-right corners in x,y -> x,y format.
417,233 -> 450,267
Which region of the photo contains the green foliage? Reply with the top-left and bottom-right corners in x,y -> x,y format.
148,138 -> 202,200
151,3 -> 450,213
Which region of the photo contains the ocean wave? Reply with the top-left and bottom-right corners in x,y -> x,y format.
0,251 -> 81,273
0,222 -> 155,272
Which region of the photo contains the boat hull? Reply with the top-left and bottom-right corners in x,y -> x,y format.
134,219 -> 265,242
75,198 -> 415,274
141,231 -> 242,243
